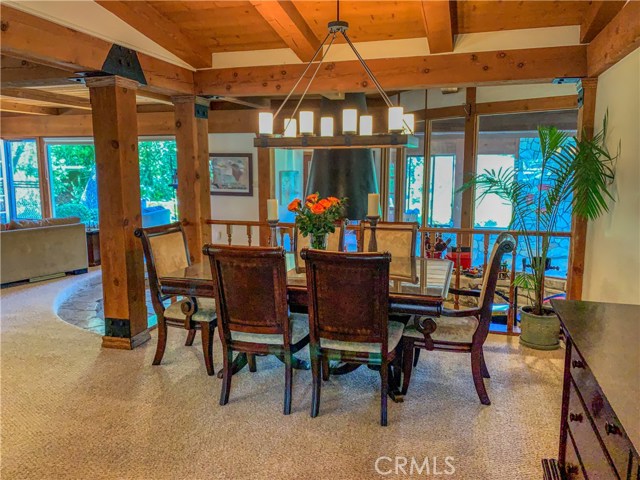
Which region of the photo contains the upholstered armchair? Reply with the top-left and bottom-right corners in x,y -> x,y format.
135,222 -> 217,376
401,233 -> 516,405
359,221 -> 419,258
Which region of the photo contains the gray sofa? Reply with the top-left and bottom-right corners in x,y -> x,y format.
1,217 -> 88,285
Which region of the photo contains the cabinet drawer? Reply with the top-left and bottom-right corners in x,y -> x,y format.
570,347 -> 633,478
568,381 -> 618,479
565,430 -> 587,480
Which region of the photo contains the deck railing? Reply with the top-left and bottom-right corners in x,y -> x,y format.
205,219 -> 572,335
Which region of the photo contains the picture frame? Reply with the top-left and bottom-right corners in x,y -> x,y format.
209,153 -> 253,196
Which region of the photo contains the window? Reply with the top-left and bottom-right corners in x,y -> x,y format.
48,141 -> 98,224
427,117 -> 465,227
404,155 -> 424,225
46,137 -> 179,226
0,151 -> 8,223
138,137 -> 178,222
472,109 -> 579,276
428,154 -> 455,227
3,139 -> 42,220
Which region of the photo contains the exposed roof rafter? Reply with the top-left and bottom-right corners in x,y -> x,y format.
421,1 -> 455,54
250,1 -> 321,62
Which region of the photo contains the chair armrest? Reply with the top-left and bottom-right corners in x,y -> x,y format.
449,288 -> 481,298
415,316 -> 436,351
441,307 -> 481,318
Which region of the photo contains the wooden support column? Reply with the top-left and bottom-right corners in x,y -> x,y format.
460,87 -> 478,246
173,96 -> 212,262
35,137 -> 52,218
86,76 -> 149,350
257,147 -> 271,246
567,78 -> 598,300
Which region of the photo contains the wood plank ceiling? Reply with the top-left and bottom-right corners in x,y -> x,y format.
0,0 -> 632,116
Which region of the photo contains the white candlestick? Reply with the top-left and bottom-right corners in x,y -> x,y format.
402,113 -> 415,134
359,115 -> 373,136
267,199 -> 279,221
299,111 -> 314,135
284,118 -> 297,137
342,109 -> 358,134
259,112 -> 274,136
367,193 -> 380,217
320,116 -> 334,137
388,106 -> 404,133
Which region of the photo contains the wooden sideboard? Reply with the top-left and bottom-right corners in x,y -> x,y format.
544,300 -> 639,480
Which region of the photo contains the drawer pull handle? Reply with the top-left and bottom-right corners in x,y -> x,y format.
569,413 -> 583,423
572,360 -> 585,369
605,422 -> 621,436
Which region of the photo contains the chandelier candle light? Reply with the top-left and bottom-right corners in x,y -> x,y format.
254,0 -> 418,149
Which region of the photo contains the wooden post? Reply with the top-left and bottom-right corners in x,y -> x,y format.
567,78 -> 598,300
173,96 -> 211,262
460,87 -> 478,246
257,147 -> 271,246
35,137 -> 52,218
86,76 -> 149,350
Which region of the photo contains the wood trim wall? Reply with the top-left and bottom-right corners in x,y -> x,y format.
460,88 -> 478,245
566,78 -> 598,300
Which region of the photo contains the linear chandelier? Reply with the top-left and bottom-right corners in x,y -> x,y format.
254,1 -> 417,149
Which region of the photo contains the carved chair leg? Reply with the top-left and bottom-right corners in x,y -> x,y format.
220,347 -> 233,406
201,323 -> 215,376
310,351 -> 322,418
402,340 -> 415,395
413,348 -> 421,367
480,349 -> 490,379
185,328 -> 197,346
380,357 -> 389,426
321,357 -> 329,381
471,347 -> 491,405
283,351 -> 293,415
153,317 -> 168,366
248,354 -> 257,373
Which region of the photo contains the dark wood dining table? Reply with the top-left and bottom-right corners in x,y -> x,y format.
160,253 -> 454,316
159,253 -> 454,393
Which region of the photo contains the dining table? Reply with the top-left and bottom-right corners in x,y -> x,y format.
159,253 -> 455,393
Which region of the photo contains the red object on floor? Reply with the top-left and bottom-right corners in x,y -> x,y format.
446,251 -> 472,269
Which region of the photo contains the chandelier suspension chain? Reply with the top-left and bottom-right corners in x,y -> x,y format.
283,33 -> 338,132
341,31 -> 394,108
273,31 -> 332,120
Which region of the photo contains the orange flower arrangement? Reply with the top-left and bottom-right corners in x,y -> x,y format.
288,192 -> 346,249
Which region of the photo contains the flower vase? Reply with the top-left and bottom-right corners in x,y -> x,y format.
310,233 -> 328,250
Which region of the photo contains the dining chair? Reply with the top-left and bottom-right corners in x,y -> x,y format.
359,221 -> 419,258
135,222 -> 216,375
400,233 -> 516,405
203,244 -> 309,414
293,219 -> 346,270
301,249 -> 403,426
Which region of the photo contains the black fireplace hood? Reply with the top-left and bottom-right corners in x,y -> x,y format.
304,93 -> 378,221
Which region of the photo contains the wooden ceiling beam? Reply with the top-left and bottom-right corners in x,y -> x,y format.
195,46 -> 587,96
0,99 -> 59,115
0,55 -> 78,88
136,89 -> 174,106
95,1 -> 211,69
0,5 -> 194,96
580,1 -> 627,44
250,1 -> 320,62
587,1 -> 640,77
1,87 -> 92,110
421,1 -> 454,54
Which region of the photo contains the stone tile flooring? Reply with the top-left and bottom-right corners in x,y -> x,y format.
56,273 -> 157,335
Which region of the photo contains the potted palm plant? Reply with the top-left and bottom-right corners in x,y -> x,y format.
463,116 -> 617,349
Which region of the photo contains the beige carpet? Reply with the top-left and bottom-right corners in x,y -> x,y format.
1,272 -> 565,479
